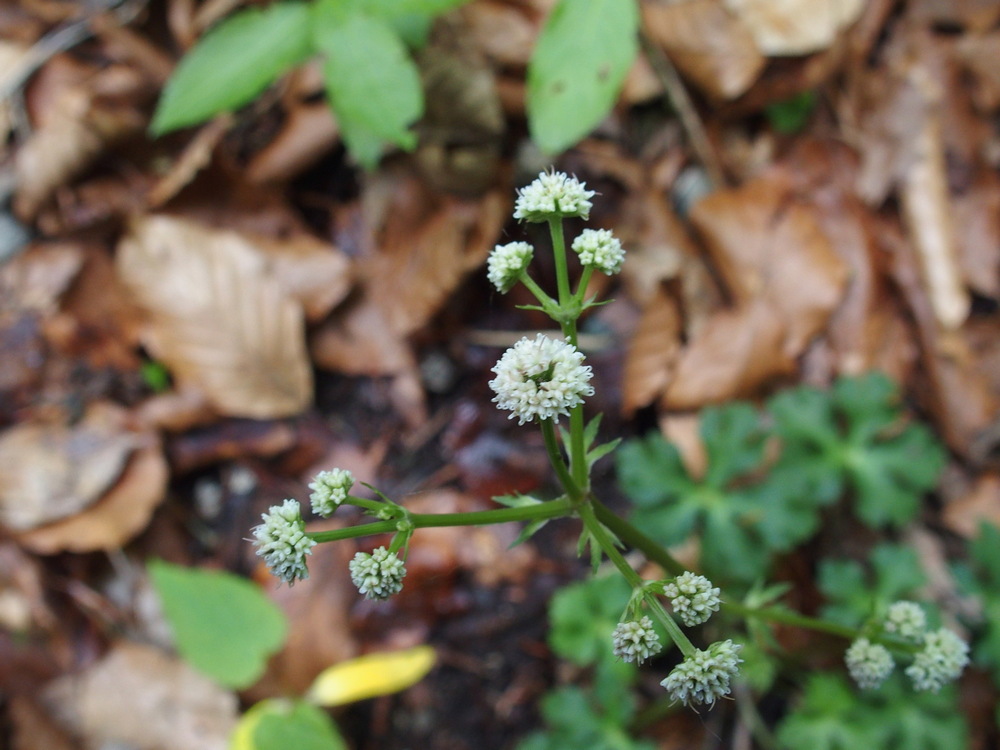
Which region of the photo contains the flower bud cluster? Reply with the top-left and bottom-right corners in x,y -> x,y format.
663,572 -> 721,627
349,546 -> 407,601
252,499 -> 316,586
487,242 -> 534,294
661,640 -> 743,706
572,228 -> 625,275
309,468 -> 355,517
513,170 -> 594,222
843,601 -> 969,692
612,616 -> 662,664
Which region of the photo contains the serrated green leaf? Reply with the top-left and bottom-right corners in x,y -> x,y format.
149,560 -> 287,688
777,674 -> 889,750
152,3 -> 313,134
527,0 -> 639,154
587,438 -> 621,468
701,402 -> 767,487
230,699 -> 346,750
549,575 -> 631,666
819,544 -> 925,627
493,493 -> 543,509
313,7 -> 423,168
616,432 -> 693,507
512,519 -> 549,547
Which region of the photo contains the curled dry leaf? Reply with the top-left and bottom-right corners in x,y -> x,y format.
0,243 -> 84,315
16,437 -> 168,555
642,0 -> 765,100
0,403 -> 138,532
43,641 -> 238,750
116,215 -> 333,419
246,103 -> 339,184
955,33 -> 1000,112
942,473 -> 1000,539
690,172 -> 849,357
663,297 -> 795,408
723,0 -> 865,56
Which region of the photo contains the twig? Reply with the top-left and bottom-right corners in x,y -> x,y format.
639,30 -> 727,189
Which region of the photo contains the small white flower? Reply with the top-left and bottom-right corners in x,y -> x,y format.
252,499 -> 315,586
883,601 -> 927,643
513,170 -> 595,223
663,572 -> 721,627
612,616 -> 662,664
487,241 -> 534,293
845,638 -> 894,689
349,546 -> 406,600
572,228 -> 625,275
661,640 -> 742,707
488,334 -> 594,425
309,468 -> 355,517
905,628 -> 969,692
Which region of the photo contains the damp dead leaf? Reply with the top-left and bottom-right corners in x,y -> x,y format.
42,641 -> 238,750
0,403 -> 138,532
942,473 -> 1000,539
116,215 -> 319,419
663,298 -> 795,409
622,285 -> 681,415
245,103 -> 339,184
642,0 -> 765,100
723,0 -> 865,56
16,437 -> 168,555
147,115 -> 233,207
955,33 -> 1000,112
689,173 -> 849,357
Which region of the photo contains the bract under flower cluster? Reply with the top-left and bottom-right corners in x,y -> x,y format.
489,334 -> 594,425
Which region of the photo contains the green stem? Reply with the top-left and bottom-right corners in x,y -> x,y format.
591,499 -> 686,577
541,419 -> 581,498
574,266 -> 594,305
307,497 -> 574,544
549,217 -> 572,323
520,273 -> 557,312
724,602 -> 861,640
569,406 -> 587,489
578,502 -> 696,658
344,496 -> 391,515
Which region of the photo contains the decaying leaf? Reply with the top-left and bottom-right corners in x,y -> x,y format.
663,298 -> 795,408
690,172 -> 849,356
943,473 -> 1000,539
643,0 -> 765,100
0,403 -> 138,531
43,641 -> 238,750
723,0 -> 865,56
622,285 -> 681,414
116,215 -> 323,419
16,439 -> 168,554
306,646 -> 436,707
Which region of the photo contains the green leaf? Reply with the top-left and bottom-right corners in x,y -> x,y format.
765,90 -> 816,134
548,575 -> 632,667
231,699 -> 346,750
777,674 -> 889,750
148,560 -> 287,688
152,3 -> 313,134
701,402 -> 767,488
313,6 -> 423,168
527,0 -> 639,154
140,360 -> 171,392
818,543 -> 926,627
616,432 -> 693,507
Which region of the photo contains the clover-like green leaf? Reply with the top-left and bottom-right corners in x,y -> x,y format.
548,574 -> 632,668
527,0 -> 639,154
152,3 -> 313,135
149,560 -> 287,688
818,543 -> 926,627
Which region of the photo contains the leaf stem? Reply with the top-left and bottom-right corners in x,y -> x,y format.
542,418 -> 582,498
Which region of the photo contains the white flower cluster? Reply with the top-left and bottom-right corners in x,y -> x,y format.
845,638 -> 895,689
309,468 -> 355,517
489,334 -> 594,424
905,628 -> 970,692
349,546 -> 407,600
513,170 -> 595,223
252,499 -> 316,586
612,616 -> 662,664
487,241 -> 534,293
572,228 -> 625,275
663,572 -> 721,627
883,601 -> 927,643
661,639 -> 743,706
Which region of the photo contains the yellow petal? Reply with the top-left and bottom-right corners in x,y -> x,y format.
305,646 -> 436,707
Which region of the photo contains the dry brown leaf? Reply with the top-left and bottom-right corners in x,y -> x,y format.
690,173 -> 849,356
663,298 -> 795,408
43,641 -> 238,750
245,103 -> 339,184
14,62 -> 147,219
0,403 -> 138,531
622,285 -> 681,415
908,0 -> 1000,32
899,83 -> 970,330
116,215 -> 316,419
0,243 -> 83,315
942,473 -> 1000,539
363,177 -> 508,336
16,438 -> 168,554
956,33 -> 1000,112
643,0 -> 765,100
658,413 -> 707,479
147,116 -> 233,207
460,0 -> 539,67
723,0 -> 864,56
952,170 -> 1000,299
311,296 -> 418,376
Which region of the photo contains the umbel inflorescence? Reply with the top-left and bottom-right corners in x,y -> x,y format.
250,169 -> 970,713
